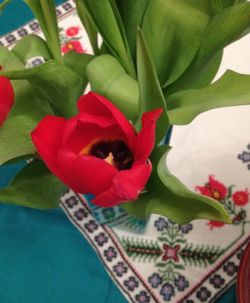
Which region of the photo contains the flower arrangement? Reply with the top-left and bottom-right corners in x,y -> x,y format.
0,0 -> 250,224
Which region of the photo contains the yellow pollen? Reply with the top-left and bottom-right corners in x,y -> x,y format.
104,152 -> 115,166
68,43 -> 74,49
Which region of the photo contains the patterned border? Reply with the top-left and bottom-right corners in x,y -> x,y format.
60,191 -> 250,303
0,0 -> 76,48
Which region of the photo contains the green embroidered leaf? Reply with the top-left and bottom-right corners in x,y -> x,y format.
0,160 -> 66,209
168,70 -> 250,125
12,34 -> 52,64
136,29 -> 169,144
24,0 -> 62,62
77,0 -> 135,77
0,47 -> 54,165
63,51 -> 94,90
142,0 -> 209,86
115,0 -> 150,60
1,60 -> 83,118
123,146 -> 231,224
76,0 -> 99,54
86,54 -> 139,121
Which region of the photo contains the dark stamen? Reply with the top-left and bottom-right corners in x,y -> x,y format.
90,140 -> 134,170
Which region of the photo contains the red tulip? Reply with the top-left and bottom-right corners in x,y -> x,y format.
0,76 -> 14,126
31,92 -> 162,207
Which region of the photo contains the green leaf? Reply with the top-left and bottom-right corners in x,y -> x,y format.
168,70 -> 250,125
115,0 -> 150,60
196,2 -> 250,67
142,0 -> 209,86
76,0 -> 99,54
0,47 -> 54,165
24,0 -> 62,62
136,29 -> 169,144
0,160 -> 66,209
63,50 -> 93,90
12,34 -> 52,64
0,60 -> 83,118
78,0 -> 135,77
165,50 -> 223,94
86,54 -> 139,121
123,146 -> 231,224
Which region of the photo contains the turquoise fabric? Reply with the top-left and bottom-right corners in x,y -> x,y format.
0,2 -> 236,302
0,2 -> 127,302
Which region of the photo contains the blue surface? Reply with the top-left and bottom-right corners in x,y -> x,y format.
0,2 -> 127,303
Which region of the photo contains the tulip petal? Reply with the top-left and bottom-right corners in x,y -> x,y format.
77,92 -> 136,142
31,116 -> 82,192
57,149 -> 118,195
0,76 -> 14,126
92,163 -> 152,207
62,114 -> 125,153
133,108 -> 163,163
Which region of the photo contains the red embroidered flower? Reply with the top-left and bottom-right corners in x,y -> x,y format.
66,26 -> 80,37
0,76 -> 14,126
196,175 -> 227,201
207,220 -> 225,230
31,92 -> 162,207
232,190 -> 249,206
61,40 -> 84,54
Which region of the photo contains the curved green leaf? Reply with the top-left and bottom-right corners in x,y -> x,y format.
86,54 -> 139,121
136,29 -> 169,144
0,60 -> 83,117
168,70 -> 250,125
24,0 -> 62,62
0,47 -> 54,165
196,2 -> 250,67
77,0 -> 135,77
0,161 -> 66,209
115,0 -> 149,60
12,34 -> 52,64
76,0 -> 99,54
63,50 -> 94,90
123,146 -> 231,224
142,0 -> 209,86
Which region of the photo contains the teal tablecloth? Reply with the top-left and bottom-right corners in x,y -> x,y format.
0,1 -> 236,302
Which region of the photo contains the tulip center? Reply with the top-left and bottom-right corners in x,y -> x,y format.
90,140 -> 134,170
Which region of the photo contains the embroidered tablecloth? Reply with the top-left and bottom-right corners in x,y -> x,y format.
1,1 -> 249,302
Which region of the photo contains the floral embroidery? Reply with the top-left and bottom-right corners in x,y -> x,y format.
66,26 -> 80,37
135,291 -> 150,303
104,246 -> 117,262
160,283 -> 175,301
232,190 -> 249,206
223,261 -> 238,276
179,223 -> 193,234
196,175 -> 227,201
124,276 -> 139,291
162,244 -> 180,262
94,232 -> 108,247
154,217 -> 168,231
113,262 -> 128,277
65,196 -> 78,208
196,287 -> 211,302
148,273 -> 162,288
174,275 -> 189,291
84,220 -> 98,233
209,274 -> 225,289
238,144 -> 250,170
73,208 -> 88,220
